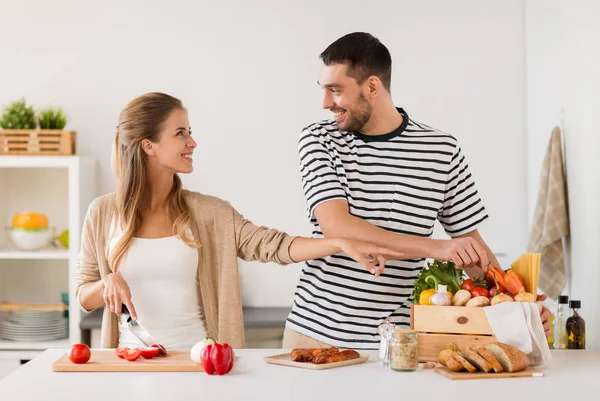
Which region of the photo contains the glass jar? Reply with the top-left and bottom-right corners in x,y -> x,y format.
389,328 -> 419,372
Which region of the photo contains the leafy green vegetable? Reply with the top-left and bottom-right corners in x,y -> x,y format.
411,260 -> 464,304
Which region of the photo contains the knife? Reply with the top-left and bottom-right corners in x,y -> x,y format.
121,304 -> 159,348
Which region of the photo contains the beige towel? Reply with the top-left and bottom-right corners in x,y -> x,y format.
527,127 -> 570,299
484,302 -> 552,367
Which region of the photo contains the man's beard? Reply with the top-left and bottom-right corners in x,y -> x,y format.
337,93 -> 373,132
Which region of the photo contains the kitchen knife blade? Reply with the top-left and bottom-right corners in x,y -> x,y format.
121,304 -> 159,348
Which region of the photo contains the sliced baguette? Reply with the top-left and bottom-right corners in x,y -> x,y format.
451,351 -> 477,373
462,348 -> 493,373
474,345 -> 504,373
446,354 -> 465,372
485,343 -> 528,373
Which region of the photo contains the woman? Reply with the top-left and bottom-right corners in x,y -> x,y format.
75,92 -> 403,350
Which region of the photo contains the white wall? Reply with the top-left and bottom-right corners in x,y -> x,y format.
526,0 -> 600,348
0,0 -> 527,306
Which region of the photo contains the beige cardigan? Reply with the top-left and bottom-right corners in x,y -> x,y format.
75,190 -> 297,349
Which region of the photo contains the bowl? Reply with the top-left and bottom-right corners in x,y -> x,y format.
6,227 -> 55,251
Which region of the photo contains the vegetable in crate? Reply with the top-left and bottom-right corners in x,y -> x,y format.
0,98 -> 37,129
411,260 -> 463,304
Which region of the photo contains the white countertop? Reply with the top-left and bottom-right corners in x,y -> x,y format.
1,348 -> 599,401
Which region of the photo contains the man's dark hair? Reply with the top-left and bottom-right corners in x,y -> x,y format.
320,32 -> 392,91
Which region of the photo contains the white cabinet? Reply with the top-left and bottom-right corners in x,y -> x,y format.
0,156 -> 97,368
0,350 -> 40,380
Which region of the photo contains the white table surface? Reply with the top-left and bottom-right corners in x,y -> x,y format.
0,348 -> 599,401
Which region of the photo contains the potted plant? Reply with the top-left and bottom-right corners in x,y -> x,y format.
0,99 -> 76,155
38,107 -> 68,129
0,98 -> 37,129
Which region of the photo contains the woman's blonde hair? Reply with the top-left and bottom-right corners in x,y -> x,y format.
110,92 -> 198,272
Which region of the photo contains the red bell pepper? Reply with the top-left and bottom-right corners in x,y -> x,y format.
200,339 -> 234,375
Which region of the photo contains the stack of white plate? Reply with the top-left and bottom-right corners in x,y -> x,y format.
0,310 -> 68,342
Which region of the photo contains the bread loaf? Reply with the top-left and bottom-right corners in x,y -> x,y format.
485,343 -> 528,372
445,354 -> 465,372
473,345 -> 504,373
462,348 -> 493,373
450,351 -> 477,373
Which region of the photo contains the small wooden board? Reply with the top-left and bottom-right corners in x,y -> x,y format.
264,352 -> 369,370
435,366 -> 544,380
52,350 -> 204,372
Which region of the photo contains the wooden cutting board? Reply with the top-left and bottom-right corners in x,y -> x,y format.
435,366 -> 544,380
263,352 -> 369,370
52,350 -> 204,372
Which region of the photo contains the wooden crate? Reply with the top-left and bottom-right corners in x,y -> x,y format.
0,129 -> 76,155
410,304 -> 497,362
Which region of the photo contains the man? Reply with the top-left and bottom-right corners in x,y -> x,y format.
283,32 -> 550,350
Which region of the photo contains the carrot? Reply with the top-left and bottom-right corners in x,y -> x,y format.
486,266 -> 507,290
504,270 -> 525,295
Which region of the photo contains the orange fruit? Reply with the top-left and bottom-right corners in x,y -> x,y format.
12,212 -> 49,229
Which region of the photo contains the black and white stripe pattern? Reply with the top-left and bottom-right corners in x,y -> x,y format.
286,108 -> 489,349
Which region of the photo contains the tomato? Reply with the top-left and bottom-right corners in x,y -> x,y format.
470,286 -> 489,298
115,347 -> 129,359
124,348 -> 141,361
68,343 -> 91,364
140,347 -> 160,359
461,279 -> 475,292
150,343 -> 167,357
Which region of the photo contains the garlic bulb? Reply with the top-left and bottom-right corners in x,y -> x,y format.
429,284 -> 452,306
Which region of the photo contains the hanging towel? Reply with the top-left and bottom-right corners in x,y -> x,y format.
527,127 -> 570,299
484,302 -> 553,367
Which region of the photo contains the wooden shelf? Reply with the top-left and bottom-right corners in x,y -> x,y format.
0,249 -> 69,260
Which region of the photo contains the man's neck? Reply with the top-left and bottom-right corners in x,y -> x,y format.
360,102 -> 403,136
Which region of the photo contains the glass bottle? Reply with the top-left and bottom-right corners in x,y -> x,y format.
547,313 -> 555,348
377,319 -> 395,367
566,300 -> 585,350
553,295 -> 569,349
389,328 -> 419,372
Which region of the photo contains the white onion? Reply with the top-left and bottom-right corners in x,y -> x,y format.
190,338 -> 216,363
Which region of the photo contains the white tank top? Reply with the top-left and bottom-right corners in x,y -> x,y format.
108,220 -> 207,349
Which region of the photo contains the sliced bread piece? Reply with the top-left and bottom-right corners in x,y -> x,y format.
462,348 -> 493,372
485,343 -> 528,373
474,345 -> 504,373
445,354 -> 465,372
451,351 -> 477,373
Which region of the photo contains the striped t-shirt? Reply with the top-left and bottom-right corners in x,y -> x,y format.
286,108 -> 489,349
